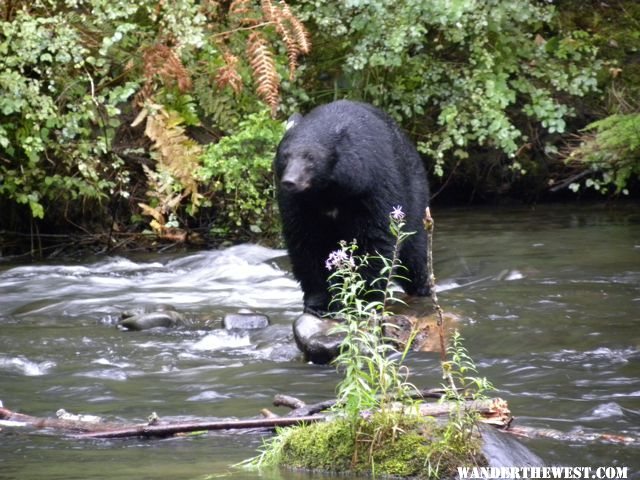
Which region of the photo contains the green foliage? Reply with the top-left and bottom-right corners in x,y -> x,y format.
199,111 -> 285,234
0,0 -> 304,238
567,113 -> 640,195
0,0 -> 206,220
0,6 -> 125,217
298,0 -> 601,176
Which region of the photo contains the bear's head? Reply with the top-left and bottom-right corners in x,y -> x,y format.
275,108 -> 373,200
275,141 -> 335,195
275,112 -> 344,196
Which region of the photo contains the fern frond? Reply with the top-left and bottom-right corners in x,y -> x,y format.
279,2 -> 311,54
143,105 -> 204,211
230,0 -> 258,26
270,2 -> 311,79
261,0 -> 275,21
141,44 -> 192,98
215,50 -> 244,94
247,31 -> 280,116
272,9 -> 300,79
229,0 -> 251,16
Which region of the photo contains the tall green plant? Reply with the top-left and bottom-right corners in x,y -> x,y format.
326,207 -> 419,419
425,330 -> 493,476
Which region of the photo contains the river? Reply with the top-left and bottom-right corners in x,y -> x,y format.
0,204 -> 638,479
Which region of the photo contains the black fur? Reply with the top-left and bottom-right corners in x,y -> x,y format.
275,100 -> 430,314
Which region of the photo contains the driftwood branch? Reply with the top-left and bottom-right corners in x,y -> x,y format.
0,393 -> 511,440
0,405 -> 324,439
76,415 -> 325,439
0,407 -> 117,433
275,388 -> 457,417
3,398 -> 633,445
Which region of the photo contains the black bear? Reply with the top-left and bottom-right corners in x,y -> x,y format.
275,100 -> 430,314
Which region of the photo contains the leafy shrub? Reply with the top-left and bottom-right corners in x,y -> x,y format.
0,1 -> 206,220
199,110 -> 285,235
0,0 -> 308,238
0,7 -> 130,218
297,0 -> 601,177
566,112 -> 640,195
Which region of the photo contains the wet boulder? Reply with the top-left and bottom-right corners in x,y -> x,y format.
480,424 -> 545,468
292,313 -> 345,364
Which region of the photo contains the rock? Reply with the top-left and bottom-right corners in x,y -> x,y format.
223,312 -> 270,330
118,307 -> 185,331
292,313 -> 345,365
383,310 -> 459,353
480,424 -> 545,467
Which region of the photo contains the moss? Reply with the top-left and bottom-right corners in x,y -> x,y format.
276,412 -> 486,479
279,419 -> 355,472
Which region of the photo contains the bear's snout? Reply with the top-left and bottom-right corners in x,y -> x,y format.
281,162 -> 312,193
281,178 -> 307,193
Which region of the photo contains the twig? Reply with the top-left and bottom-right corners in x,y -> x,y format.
549,169 -> 591,192
424,207 -> 446,362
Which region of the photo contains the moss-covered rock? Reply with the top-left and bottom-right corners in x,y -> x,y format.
274,412 -> 485,479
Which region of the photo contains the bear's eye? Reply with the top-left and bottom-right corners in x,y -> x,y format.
280,152 -> 292,164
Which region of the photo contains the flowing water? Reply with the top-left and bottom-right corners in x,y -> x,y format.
0,204 -> 638,479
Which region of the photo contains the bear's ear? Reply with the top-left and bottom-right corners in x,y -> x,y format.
286,113 -> 303,131
334,122 -> 349,138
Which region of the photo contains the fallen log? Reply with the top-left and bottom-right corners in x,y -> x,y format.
275,388 -> 456,417
0,407 -> 118,433
76,415 -> 326,439
0,396 -> 512,440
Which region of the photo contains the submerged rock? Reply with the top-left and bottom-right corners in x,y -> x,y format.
117,306 -> 185,331
223,310 -> 270,330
